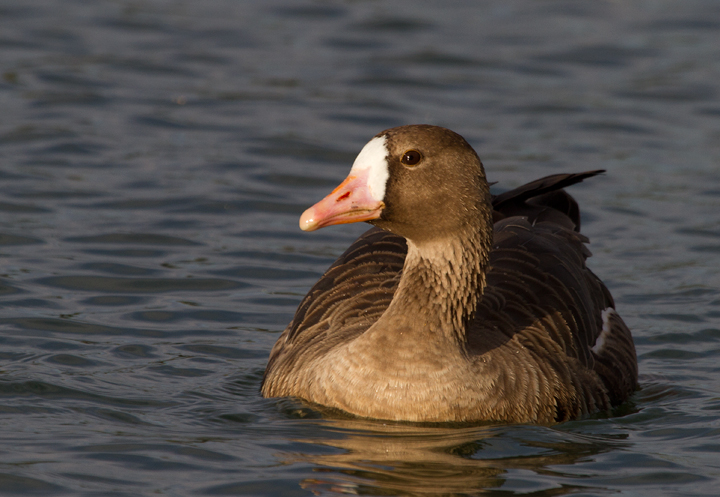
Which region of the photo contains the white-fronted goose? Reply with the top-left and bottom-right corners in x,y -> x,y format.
261,125 -> 637,423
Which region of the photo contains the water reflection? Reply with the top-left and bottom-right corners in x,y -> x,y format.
287,418 -> 619,495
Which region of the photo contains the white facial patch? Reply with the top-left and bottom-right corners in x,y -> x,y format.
349,135 -> 389,201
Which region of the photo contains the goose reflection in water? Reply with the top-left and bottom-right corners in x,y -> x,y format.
278,416 -> 627,495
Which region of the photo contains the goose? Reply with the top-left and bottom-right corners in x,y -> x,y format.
261,125 -> 637,423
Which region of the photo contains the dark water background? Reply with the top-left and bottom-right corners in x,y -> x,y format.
2,0 -> 720,495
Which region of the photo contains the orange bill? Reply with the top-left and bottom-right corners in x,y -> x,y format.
300,168 -> 385,231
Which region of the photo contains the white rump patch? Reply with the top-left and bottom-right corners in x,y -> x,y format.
592,307 -> 616,354
350,135 -> 389,201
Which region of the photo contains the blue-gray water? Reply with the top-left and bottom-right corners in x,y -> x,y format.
2,0 -> 720,495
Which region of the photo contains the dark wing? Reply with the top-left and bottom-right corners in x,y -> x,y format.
476,218 -> 603,365
287,227 -> 405,344
263,227 -> 405,385
490,171 -> 637,404
471,216 -> 637,418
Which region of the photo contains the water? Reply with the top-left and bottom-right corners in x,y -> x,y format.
1,0 -> 719,494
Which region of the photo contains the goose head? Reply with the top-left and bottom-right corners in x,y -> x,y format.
300,125 -> 492,243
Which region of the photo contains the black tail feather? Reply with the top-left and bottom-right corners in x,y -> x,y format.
491,170 -> 604,232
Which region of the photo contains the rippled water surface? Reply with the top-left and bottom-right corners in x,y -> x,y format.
2,0 -> 720,495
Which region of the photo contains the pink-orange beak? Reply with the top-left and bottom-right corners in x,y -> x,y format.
300,168 -> 385,231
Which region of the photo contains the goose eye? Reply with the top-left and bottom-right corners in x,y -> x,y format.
401,150 -> 422,166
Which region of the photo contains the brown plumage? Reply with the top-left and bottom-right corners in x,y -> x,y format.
261,125 -> 638,423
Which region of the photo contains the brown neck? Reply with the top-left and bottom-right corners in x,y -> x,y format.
380,225 -> 491,344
